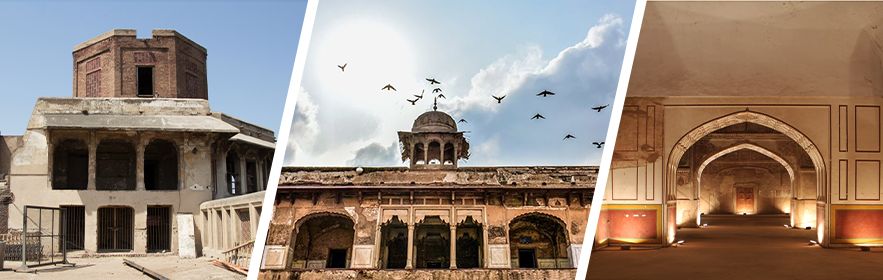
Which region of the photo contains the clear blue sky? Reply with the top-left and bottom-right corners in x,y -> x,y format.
0,0 -> 307,134
287,0 -> 636,166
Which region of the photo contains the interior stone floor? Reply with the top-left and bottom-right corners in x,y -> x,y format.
588,214 -> 883,280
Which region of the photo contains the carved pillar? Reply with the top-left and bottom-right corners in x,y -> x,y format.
450,225 -> 457,269
482,224 -> 489,268
373,223 -> 383,268
406,224 -> 415,269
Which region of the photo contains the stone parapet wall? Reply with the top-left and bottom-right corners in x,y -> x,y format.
259,269 -> 577,280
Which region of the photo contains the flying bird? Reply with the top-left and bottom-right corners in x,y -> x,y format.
458,119 -> 468,123
426,78 -> 440,85
537,90 -> 555,97
414,90 -> 424,99
531,114 -> 545,120
337,63 -> 347,72
592,105 -> 609,112
492,95 -> 506,104
592,142 -> 605,148
437,94 -> 446,99
432,88 -> 443,93
382,84 -> 396,91
406,98 -> 419,105
564,134 -> 577,140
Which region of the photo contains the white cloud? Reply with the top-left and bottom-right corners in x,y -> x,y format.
346,141 -> 401,167
284,88 -> 320,165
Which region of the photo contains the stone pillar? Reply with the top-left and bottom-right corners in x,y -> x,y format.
373,224 -> 383,268
439,142 -> 444,163
482,224 -> 489,268
135,138 -> 145,191
87,133 -> 97,190
450,225 -> 457,269
249,204 -> 259,239
239,157 -> 248,194
422,142 -> 428,164
406,224 -> 415,269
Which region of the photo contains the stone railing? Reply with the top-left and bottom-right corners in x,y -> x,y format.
200,191 -> 264,258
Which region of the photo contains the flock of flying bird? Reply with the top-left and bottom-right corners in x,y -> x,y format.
337,62 -> 607,148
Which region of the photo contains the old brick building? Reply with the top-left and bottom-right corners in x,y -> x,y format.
260,109 -> 596,279
1,29 -> 273,258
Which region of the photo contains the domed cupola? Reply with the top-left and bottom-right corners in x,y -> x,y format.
398,107 -> 469,169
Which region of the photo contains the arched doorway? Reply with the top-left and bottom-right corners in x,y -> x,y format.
96,140 -> 136,190
456,216 -> 482,268
144,139 -> 178,190
665,111 -> 826,244
52,139 -> 89,190
379,216 -> 408,269
415,216 -> 450,268
508,213 -> 569,268
291,213 -> 355,269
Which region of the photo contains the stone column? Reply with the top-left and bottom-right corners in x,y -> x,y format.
422,142 -> 428,164
87,133 -> 97,190
136,138 -> 145,191
439,142 -> 445,164
482,224 -> 489,268
249,204 -> 259,239
406,224 -> 415,269
450,225 -> 457,269
373,224 -> 383,268
239,157 -> 248,194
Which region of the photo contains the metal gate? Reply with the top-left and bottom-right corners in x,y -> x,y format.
15,205 -> 68,270
146,206 -> 171,252
97,207 -> 134,252
60,206 -> 85,251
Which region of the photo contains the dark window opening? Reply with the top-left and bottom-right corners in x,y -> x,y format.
98,207 -> 134,252
146,206 -> 171,252
61,205 -> 85,251
52,139 -> 89,190
137,67 -> 154,97
415,216 -> 450,269
518,249 -> 537,268
380,216 -> 408,269
226,151 -> 241,195
96,140 -> 136,190
414,143 -> 426,164
327,249 -> 348,268
246,160 -> 258,193
144,140 -> 178,190
427,142 -> 441,165
443,143 -> 455,165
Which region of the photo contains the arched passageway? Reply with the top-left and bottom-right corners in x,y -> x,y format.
291,213 -> 355,269
666,111 -> 825,244
508,213 -> 569,268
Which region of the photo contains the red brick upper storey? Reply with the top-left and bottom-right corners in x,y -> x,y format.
72,29 -> 208,100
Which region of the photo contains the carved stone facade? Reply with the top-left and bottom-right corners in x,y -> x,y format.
261,110 -> 596,278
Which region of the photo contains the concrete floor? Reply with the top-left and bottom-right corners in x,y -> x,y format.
588,215 -> 883,280
0,256 -> 244,280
